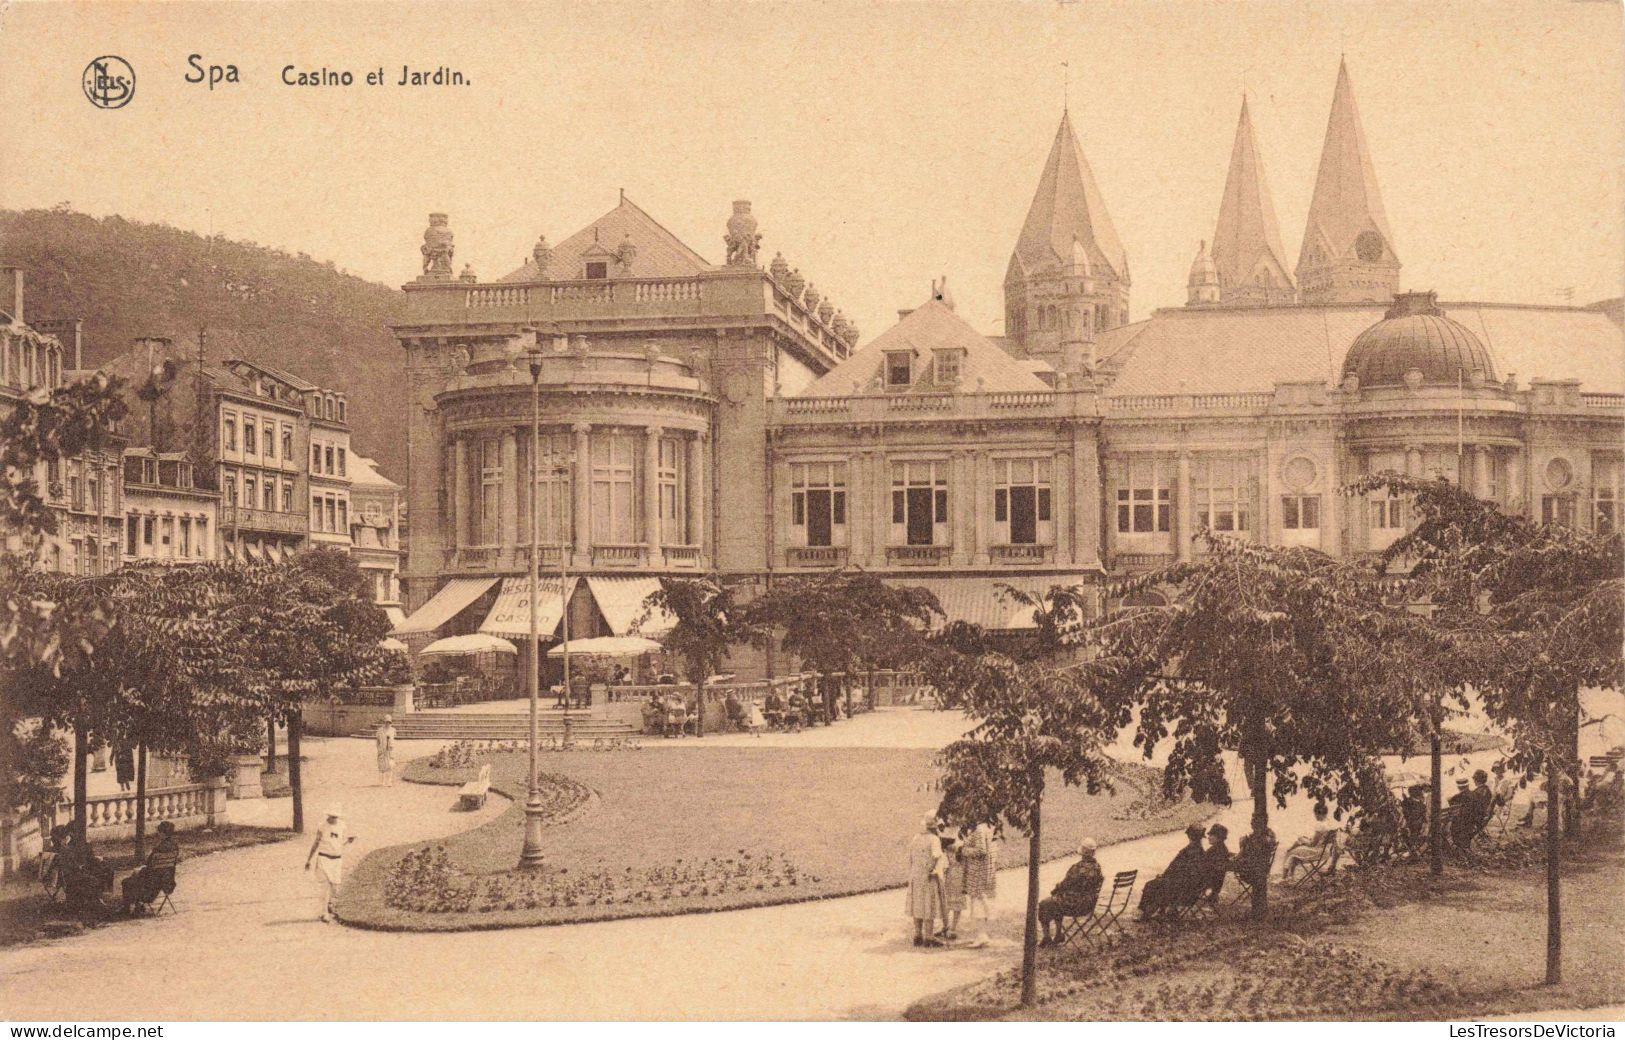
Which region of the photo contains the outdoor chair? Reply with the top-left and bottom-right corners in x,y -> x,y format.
1282,831 -> 1343,888
37,850 -> 64,903
1057,869 -> 1137,950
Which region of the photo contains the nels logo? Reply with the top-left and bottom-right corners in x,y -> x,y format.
83,56 -> 135,109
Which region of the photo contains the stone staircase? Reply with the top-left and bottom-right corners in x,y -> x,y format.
354,710 -> 637,741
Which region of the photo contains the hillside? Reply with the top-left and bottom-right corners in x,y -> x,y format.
0,207 -> 408,480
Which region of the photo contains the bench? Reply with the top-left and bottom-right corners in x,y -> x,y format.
459,763 -> 492,810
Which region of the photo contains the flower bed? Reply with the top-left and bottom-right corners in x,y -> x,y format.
385,844 -> 819,914
427,738 -> 641,769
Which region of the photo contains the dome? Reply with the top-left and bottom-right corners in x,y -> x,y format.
1342,292 -> 1497,388
1188,240 -> 1218,286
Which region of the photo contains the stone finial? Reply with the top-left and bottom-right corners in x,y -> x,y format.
769,252 -> 790,283
420,212 -> 454,279
818,299 -> 835,325
532,235 -> 552,278
724,200 -> 761,266
785,267 -> 805,297
617,234 -> 639,275
803,282 -> 821,313
832,311 -> 851,340
459,263 -> 478,284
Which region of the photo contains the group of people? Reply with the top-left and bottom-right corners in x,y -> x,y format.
905,814 -> 997,947
43,820 -> 180,917
1136,823 -> 1234,922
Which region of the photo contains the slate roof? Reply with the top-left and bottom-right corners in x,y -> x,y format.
1213,98 -> 1294,292
798,297 -> 1053,397
1103,303 -> 1625,397
1010,111 -> 1129,282
500,196 -> 713,282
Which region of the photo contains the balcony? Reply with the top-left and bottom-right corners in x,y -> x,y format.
991,544 -> 1053,565
1110,550 -> 1175,571
592,544 -> 647,568
775,390 -> 1082,426
443,545 -> 564,572
220,504 -> 306,535
886,545 -> 952,567
787,546 -> 847,568
663,545 -> 702,568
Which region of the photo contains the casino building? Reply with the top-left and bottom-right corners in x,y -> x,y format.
393,61 -> 1624,662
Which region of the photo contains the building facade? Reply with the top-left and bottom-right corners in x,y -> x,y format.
348,452 -> 405,626
120,448 -> 218,564
394,62 -> 1624,664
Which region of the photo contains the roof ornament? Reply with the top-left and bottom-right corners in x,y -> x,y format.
616,234 -> 638,274
769,252 -> 790,283
531,235 -> 551,278
724,200 -> 761,267
818,299 -> 835,325
419,212 -> 454,280
459,263 -> 478,284
785,267 -> 805,297
931,276 -> 956,311
802,282 -> 821,314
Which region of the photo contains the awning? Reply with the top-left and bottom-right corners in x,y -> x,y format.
244,542 -> 265,562
901,575 -> 1098,631
379,637 -> 409,653
264,543 -> 284,564
384,606 -> 407,630
586,576 -> 675,636
548,635 -> 661,658
420,633 -> 517,657
478,577 -> 575,639
394,577 -> 500,636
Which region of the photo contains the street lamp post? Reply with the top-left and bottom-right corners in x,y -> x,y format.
519,350 -> 547,869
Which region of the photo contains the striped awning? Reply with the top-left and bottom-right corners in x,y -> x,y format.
585,576 -> 674,636
394,577 -> 499,635
244,542 -> 266,562
478,577 -> 575,639
901,575 -> 1098,631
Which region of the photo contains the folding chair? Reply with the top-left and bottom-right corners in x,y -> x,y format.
38,851 -> 64,904
154,886 -> 178,915
1282,832 -> 1343,888
1075,870 -> 1138,950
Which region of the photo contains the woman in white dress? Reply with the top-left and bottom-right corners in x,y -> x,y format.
906,814 -> 945,946
375,715 -> 397,786
304,806 -> 355,922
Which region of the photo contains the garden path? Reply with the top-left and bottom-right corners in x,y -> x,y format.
1,708 -> 1542,1021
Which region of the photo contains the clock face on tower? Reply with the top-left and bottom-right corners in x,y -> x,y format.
1355,230 -> 1386,263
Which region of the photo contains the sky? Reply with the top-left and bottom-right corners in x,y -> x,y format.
1,0 -> 1622,341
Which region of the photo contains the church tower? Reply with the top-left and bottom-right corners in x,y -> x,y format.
1296,60 -> 1401,304
1005,110 -> 1130,371
1195,97 -> 1296,307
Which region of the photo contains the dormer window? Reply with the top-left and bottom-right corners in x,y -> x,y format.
885,351 -> 914,389
584,261 -> 608,280
933,349 -> 963,386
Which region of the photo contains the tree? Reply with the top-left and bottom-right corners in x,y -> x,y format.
741,570 -> 942,718
1082,533 -> 1418,918
636,577 -> 744,737
1354,473 -> 1625,984
926,583 -> 1121,1007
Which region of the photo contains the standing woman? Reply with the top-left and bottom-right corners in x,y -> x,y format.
960,821 -> 997,942
375,714 -> 397,786
937,827 -> 967,942
905,814 -> 944,947
114,745 -> 136,793
304,805 -> 355,922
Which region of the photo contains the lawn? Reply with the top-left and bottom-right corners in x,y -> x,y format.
905,833 -> 1625,1021
338,746 -> 1214,931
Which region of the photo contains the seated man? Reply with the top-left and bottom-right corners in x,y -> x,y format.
1399,784 -> 1429,855
763,690 -> 786,731
59,832 -> 113,912
1282,804 -> 1340,880
1200,824 -> 1234,901
785,691 -> 808,732
1139,823 -> 1207,920
121,821 -> 181,914
1038,838 -> 1104,946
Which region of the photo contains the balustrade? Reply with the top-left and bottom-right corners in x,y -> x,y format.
886,545 -> 952,566
662,545 -> 702,567
787,546 -> 847,567
990,543 -> 1052,563
592,544 -> 647,567
55,780 -> 226,838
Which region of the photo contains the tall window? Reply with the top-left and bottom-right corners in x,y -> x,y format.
1194,457 -> 1255,534
1115,458 -> 1172,534
791,461 -> 847,548
530,432 -> 572,543
222,413 -> 237,451
142,517 -> 154,548
994,458 -> 1052,545
1593,456 -> 1620,534
282,427 -> 293,460
264,423 -> 275,459
1282,495 -> 1320,530
180,518 -> 192,557
262,478 -> 276,512
658,437 -> 686,544
245,475 -> 257,512
312,495 -> 323,530
224,472 -> 237,507
312,442 -> 322,472
885,352 -> 913,389
195,518 -> 207,557
933,349 -> 962,386
479,439 -> 502,546
326,497 -> 338,533
891,460 -> 948,546
282,484 -> 293,513
125,516 -> 138,555
325,446 -> 335,475
337,447 -> 346,476
591,431 -> 639,544
244,418 -> 257,455
1542,456 -> 1576,528
338,500 -> 348,531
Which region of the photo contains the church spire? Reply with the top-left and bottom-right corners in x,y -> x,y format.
1211,96 -> 1295,305
1296,59 -> 1401,303
1012,110 -> 1129,283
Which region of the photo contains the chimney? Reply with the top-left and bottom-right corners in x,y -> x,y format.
32,318 -> 83,369
0,267 -> 23,324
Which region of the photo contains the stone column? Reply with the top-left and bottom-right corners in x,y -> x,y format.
1176,453 -> 1193,562
1474,445 -> 1493,501
1405,446 -> 1422,477
572,423 -> 592,560
951,450 -> 972,566
452,434 -> 469,551
1054,449 -> 1073,564
644,426 -> 663,561
1506,449 -> 1525,516
1075,431 -> 1100,568
499,429 -> 518,551
973,451 -> 991,565
847,453 -> 866,562
686,433 -> 705,550
873,453 -> 891,565
1325,445 -> 1343,557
